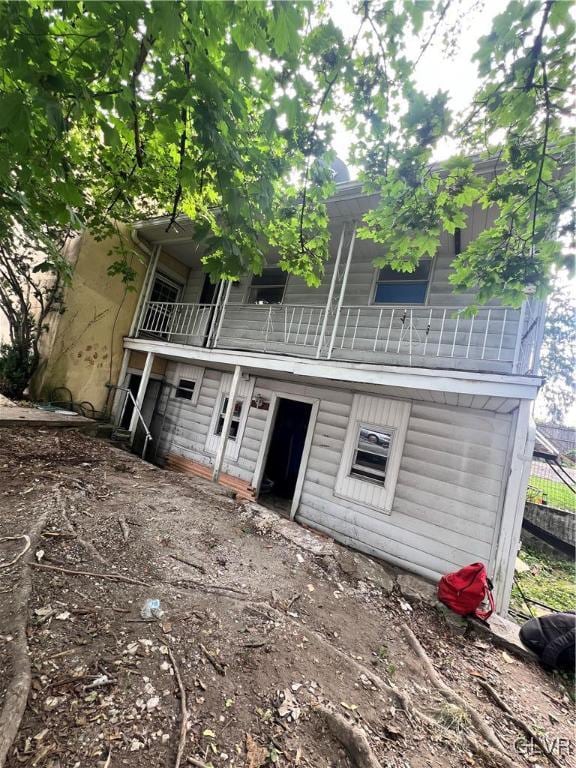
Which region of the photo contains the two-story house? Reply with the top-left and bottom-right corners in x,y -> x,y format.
34,167 -> 546,614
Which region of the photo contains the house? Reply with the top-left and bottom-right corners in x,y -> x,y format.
34,162 -> 546,614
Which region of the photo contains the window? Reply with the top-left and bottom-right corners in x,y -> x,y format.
174,379 -> 196,400
150,273 -> 181,303
170,364 -> 203,406
215,396 -> 243,440
334,395 -> 411,514
373,261 -> 431,305
247,267 -> 287,304
350,426 -> 394,485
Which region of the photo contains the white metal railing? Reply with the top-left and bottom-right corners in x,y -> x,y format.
138,301 -> 216,342
332,305 -> 521,366
516,298 -> 545,375
135,299 -> 533,372
216,303 -> 326,355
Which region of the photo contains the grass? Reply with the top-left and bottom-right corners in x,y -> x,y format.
511,545 -> 576,617
527,475 -> 575,511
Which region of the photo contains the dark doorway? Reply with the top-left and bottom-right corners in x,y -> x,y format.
120,374 -> 142,429
262,399 -> 312,504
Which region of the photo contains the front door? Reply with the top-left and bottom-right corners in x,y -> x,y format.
260,398 -> 313,515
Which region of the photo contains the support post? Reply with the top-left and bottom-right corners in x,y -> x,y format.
327,224 -> 356,359
212,365 -> 242,481
212,280 -> 233,348
492,399 -> 534,614
128,351 -> 154,445
130,244 -> 161,337
511,300 -> 527,373
316,223 -> 346,359
110,349 -> 131,424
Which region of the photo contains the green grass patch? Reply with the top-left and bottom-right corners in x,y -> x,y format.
511,546 -> 576,617
527,475 -> 575,511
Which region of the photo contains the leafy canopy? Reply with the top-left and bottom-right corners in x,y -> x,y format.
0,0 -> 573,305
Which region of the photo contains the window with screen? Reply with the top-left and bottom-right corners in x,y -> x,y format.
373,261 -> 431,304
174,379 -> 196,400
349,426 -> 394,485
247,267 -> 287,304
215,396 -> 243,440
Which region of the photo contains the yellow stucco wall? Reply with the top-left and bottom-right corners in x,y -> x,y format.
32,227 -> 152,412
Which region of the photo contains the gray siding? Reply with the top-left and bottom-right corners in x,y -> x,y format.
155,366 -> 514,582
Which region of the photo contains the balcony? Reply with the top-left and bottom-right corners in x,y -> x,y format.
136,299 -> 542,376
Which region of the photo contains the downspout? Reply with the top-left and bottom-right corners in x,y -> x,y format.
492,399 -> 536,614
327,224 -> 356,359
316,223 -> 346,359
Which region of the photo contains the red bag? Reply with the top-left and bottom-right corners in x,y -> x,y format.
437,563 -> 495,621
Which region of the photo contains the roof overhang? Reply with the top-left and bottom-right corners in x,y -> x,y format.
124,337 -> 542,401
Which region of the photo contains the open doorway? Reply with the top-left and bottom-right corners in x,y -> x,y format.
260,398 -> 313,515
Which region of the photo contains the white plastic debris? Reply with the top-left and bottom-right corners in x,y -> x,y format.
141,598 -> 164,620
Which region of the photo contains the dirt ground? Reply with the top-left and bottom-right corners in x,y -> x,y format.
0,427 -> 574,768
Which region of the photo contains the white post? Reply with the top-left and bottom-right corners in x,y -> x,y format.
491,399 -> 534,614
327,224 -> 356,359
110,349 -> 131,424
511,300 -> 527,373
212,364 -> 242,481
128,351 -> 154,445
130,244 -> 161,337
212,280 -> 233,348
316,223 -> 346,358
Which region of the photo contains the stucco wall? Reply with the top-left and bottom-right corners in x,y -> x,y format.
32,227 -> 151,412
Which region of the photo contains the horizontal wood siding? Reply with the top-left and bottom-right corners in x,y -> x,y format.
297,395 -> 512,579
154,366 -> 512,580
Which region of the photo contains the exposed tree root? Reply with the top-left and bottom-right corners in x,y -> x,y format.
162,580 -> 523,768
0,512 -> 48,768
478,680 -> 563,768
57,489 -> 108,566
0,535 -> 31,569
168,647 -> 187,768
402,624 -> 521,768
31,561 -> 150,586
316,704 -> 382,768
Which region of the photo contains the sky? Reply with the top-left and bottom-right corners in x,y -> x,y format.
328,0 -> 576,427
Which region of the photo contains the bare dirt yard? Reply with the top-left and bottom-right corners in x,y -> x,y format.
0,427 -> 574,768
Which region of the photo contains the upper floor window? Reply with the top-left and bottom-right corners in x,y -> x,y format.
373,261 -> 431,305
150,273 -> 181,304
247,267 -> 287,304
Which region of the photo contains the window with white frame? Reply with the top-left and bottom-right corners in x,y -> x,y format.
247,267 -> 287,304
205,373 -> 255,461
170,364 -> 203,406
335,395 -> 410,513
350,426 -> 394,485
215,396 -> 243,440
373,261 -> 431,304
174,379 -> 196,401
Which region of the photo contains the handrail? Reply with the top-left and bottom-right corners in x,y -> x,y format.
108,385 -> 152,458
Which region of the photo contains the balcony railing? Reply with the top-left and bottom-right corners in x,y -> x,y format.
136,300 -> 539,374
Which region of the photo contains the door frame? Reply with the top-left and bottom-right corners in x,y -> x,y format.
119,368 -> 164,428
252,392 -> 320,520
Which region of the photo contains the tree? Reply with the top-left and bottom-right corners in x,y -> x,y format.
0,226 -> 68,398
0,0 -> 573,391
537,275 -> 576,424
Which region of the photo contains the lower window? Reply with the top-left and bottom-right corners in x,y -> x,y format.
215,396 -> 243,440
350,427 -> 394,485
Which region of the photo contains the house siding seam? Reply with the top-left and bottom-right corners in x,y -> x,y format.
154,365 -> 512,583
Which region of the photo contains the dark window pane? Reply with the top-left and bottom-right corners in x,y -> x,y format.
350,466 -> 387,484
354,449 -> 388,472
175,379 -> 195,400
377,262 -> 431,282
251,267 -> 286,286
150,275 -> 180,303
248,286 -> 285,304
374,282 -> 428,304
